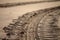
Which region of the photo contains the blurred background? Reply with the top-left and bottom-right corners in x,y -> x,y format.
0,0 -> 60,38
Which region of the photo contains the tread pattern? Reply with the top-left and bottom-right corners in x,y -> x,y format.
2,6 -> 60,40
